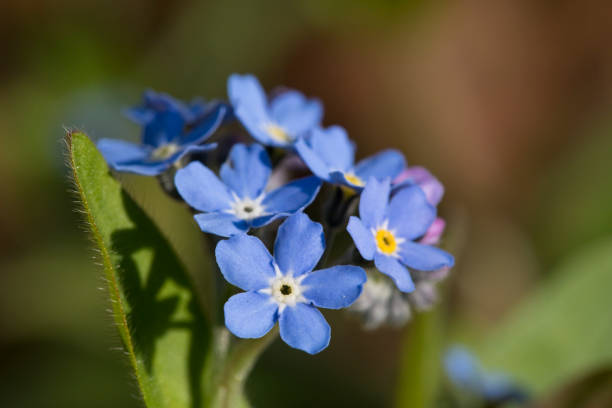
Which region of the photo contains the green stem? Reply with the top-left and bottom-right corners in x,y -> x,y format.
209,327 -> 279,408
394,309 -> 442,408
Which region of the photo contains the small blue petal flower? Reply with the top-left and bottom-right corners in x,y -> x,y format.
444,346 -> 528,403
374,253 -> 415,293
215,233 -> 276,290
216,213 -> 367,354
175,143 -> 321,237
196,213 -> 248,244
98,90 -> 227,176
219,143 -> 271,199
228,74 -> 323,147
302,265 -> 367,309
224,292 -> 278,338
273,211 -> 325,277
295,126 -> 406,190
279,303 -> 330,355
347,217 -> 376,260
260,176 -> 323,217
347,178 -> 454,292
174,161 -> 232,212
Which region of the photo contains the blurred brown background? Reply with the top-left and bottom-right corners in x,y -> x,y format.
1,0 -> 611,407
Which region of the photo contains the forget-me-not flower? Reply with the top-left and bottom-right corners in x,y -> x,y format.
347,178 -> 454,292
216,213 -> 366,354
228,74 -> 323,147
174,143 -> 321,237
98,90 -> 227,176
445,346 -> 528,403
295,125 -> 406,190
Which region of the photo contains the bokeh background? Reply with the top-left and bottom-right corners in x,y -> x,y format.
1,0 -> 612,407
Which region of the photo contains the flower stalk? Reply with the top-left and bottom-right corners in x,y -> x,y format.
209,327 -> 279,408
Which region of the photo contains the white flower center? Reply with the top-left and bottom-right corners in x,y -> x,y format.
227,193 -> 266,220
259,266 -> 307,312
151,143 -> 180,160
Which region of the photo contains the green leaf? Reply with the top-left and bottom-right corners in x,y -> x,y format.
66,131 -> 212,408
533,123 -> 612,265
478,236 -> 612,395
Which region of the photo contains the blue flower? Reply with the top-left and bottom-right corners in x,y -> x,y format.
174,143 -> 321,237
347,178 -> 454,292
216,213 -> 367,354
295,125 -> 406,190
444,346 -> 528,403
227,74 -> 323,147
97,90 -> 227,176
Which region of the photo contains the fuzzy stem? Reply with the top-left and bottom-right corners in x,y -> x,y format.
209,327 -> 279,408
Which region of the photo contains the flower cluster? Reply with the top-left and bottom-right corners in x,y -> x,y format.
98,74 -> 454,353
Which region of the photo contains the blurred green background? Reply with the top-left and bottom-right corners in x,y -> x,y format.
1,0 -> 612,407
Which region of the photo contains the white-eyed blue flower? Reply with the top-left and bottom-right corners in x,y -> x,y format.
174,143 -> 321,237
97,90 -> 227,176
227,74 -> 323,147
347,178 -> 454,292
215,213 -> 366,354
295,125 -> 406,190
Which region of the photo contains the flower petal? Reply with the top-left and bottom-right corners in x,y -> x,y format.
444,346 -> 482,391
175,161 -> 232,212
227,74 -> 268,123
220,143 -> 271,199
388,185 -> 436,241
177,142 -> 218,159
262,176 -> 321,214
97,138 -> 150,165
179,103 -> 226,146
279,303 -> 330,354
228,74 -> 278,145
124,106 -> 154,125
234,105 -> 279,146
142,109 -> 185,147
359,177 -> 391,228
97,138 -> 176,176
399,241 -> 454,271
273,212 -> 325,276
294,138 -> 332,181
309,126 -> 354,173
215,234 -> 276,290
347,216 -> 376,260
374,253 -> 415,293
420,218 -> 446,245
270,91 -> 323,137
355,149 -> 406,182
194,212 -> 248,237
393,166 -> 444,206
302,265 -> 366,309
224,292 -> 278,338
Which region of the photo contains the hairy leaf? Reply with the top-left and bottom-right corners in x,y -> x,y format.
66,131 -> 211,408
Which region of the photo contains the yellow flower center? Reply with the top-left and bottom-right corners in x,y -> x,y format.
375,229 -> 397,255
266,123 -> 291,143
344,172 -> 365,187
151,143 -> 180,160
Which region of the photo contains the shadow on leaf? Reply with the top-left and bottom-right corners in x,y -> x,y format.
111,189 -> 210,408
